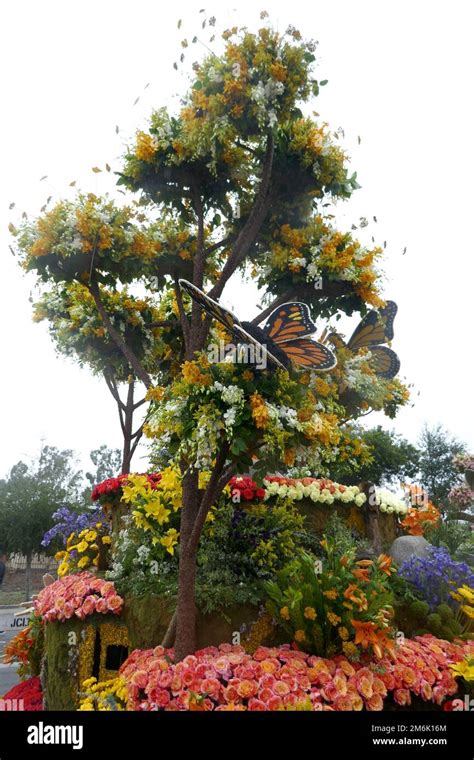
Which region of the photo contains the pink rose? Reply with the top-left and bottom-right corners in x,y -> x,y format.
248,698 -> 266,711
95,597 -> 108,614
63,601 -> 75,619
106,595 -> 123,614
393,688 -> 411,706
130,670 -> 148,689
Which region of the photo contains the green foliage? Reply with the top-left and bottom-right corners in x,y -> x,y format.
417,424 -> 465,511
393,597 -> 464,641
0,446 -> 83,558
85,446 -> 122,488
329,425 -> 419,486
320,512 -> 357,556
430,519 -> 473,559
265,541 -> 395,658
112,494 -> 312,614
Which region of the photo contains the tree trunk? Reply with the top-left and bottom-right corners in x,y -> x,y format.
121,381 -> 135,474
25,552 -> 32,602
173,470 -> 200,661
360,481 -> 383,554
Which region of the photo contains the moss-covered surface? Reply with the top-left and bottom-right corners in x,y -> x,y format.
123,594 -> 174,650
123,594 -> 267,650
44,618 -> 83,711
44,614 -> 129,711
196,604 -> 260,649
298,500 -> 398,548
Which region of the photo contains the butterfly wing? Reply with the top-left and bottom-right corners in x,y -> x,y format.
179,279 -> 241,332
263,303 -> 317,344
178,280 -> 286,370
231,323 -> 286,370
369,346 -> 400,379
348,301 -> 398,351
280,338 -> 337,371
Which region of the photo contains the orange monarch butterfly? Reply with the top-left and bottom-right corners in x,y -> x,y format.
328,301 -> 400,379
178,279 -> 337,372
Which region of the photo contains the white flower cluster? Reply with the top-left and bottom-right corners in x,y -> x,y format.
134,544 -> 151,566
193,414 -> 223,469
263,479 -> 367,507
211,382 -> 245,432
251,78 -> 285,128
374,488 -> 408,515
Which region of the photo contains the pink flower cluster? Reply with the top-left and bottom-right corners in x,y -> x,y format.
34,572 -> 123,623
448,483 -> 474,509
453,454 -> 474,473
119,636 -> 474,711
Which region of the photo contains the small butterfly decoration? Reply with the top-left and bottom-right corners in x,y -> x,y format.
327,301 -> 400,379
178,279 -> 337,372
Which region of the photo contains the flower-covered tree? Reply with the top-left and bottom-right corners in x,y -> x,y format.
12,17 -> 409,659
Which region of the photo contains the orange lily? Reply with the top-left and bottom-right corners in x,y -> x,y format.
377,554 -> 394,576
353,568 -> 370,581
355,559 -> 373,568
351,620 -> 379,649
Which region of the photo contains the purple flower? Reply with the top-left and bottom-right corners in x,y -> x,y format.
41,505 -> 108,548
399,546 -> 474,610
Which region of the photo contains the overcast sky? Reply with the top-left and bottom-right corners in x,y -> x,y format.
0,0 -> 473,478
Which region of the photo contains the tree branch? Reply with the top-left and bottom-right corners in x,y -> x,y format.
148,320 -> 178,329
448,511 -> 474,524
250,289 -> 297,325
88,282 -> 152,388
130,428 -> 143,460
173,277 -> 191,353
204,235 -> 235,256
208,135 -> 274,302
133,397 -> 147,411
186,442 -> 231,555
103,369 -> 126,411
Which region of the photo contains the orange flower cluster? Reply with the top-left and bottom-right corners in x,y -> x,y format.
400,485 -> 440,536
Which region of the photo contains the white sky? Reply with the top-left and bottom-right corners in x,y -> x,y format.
0,0 -> 473,478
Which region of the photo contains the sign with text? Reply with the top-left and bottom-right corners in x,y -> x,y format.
0,608 -> 29,631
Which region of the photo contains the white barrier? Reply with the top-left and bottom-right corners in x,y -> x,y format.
0,608 -> 30,632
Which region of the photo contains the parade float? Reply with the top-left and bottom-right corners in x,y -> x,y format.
5,16 -> 474,711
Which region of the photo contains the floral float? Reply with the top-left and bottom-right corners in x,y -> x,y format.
79,637 -> 474,712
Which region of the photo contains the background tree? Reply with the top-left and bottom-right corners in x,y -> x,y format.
0,446 -> 82,598
32,284 -> 181,473
12,17 -> 410,658
329,425 -> 419,486
416,424 -> 465,512
84,445 -> 122,488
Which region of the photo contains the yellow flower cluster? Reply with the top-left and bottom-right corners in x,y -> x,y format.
79,676 -> 129,711
181,360 -> 212,387
55,524 -> 110,577
451,585 -> 474,620
121,469 -> 181,555
135,131 -> 158,163
450,656 -> 474,683
250,392 -> 270,429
